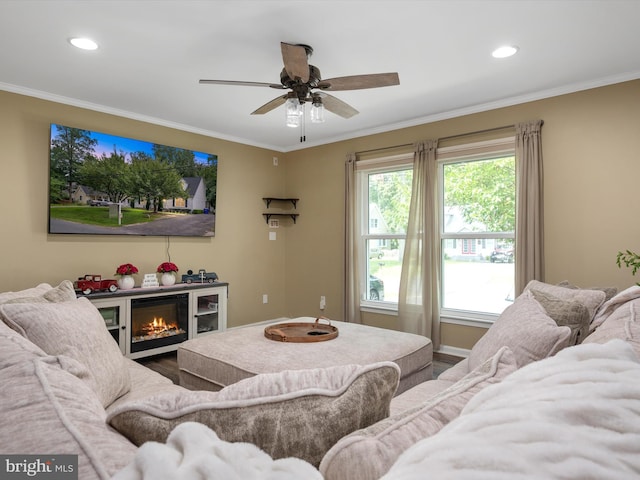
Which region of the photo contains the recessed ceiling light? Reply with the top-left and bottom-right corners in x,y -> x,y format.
492,45 -> 518,59
69,37 -> 98,51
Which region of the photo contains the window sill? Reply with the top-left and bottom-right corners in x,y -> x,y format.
359,305 -> 499,328
360,301 -> 398,316
440,308 -> 497,328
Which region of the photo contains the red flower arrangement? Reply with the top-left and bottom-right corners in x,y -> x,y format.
157,262 -> 179,273
115,263 -> 139,276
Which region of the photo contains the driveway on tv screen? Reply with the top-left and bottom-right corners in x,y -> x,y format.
49,214 -> 216,237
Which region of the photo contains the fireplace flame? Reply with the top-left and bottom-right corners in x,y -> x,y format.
132,316 -> 186,343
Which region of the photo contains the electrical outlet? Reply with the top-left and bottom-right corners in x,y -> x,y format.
263,294 -> 268,304
320,295 -> 326,310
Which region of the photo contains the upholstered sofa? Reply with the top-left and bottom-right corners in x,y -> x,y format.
1,280 -> 639,479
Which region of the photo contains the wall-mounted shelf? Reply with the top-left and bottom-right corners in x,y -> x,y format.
262,197 -> 300,224
263,197 -> 299,209
262,213 -> 299,224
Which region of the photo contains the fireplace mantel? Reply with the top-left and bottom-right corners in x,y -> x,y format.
82,282 -> 228,359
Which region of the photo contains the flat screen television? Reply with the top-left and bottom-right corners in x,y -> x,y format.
48,124 -> 218,237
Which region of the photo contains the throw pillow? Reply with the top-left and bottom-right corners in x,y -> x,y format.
107,362 -> 400,468
530,289 -> 591,345
318,347 -> 517,480
0,356 -> 137,479
468,290 -> 571,371
556,280 -> 618,302
0,297 -> 131,407
0,320 -> 46,369
1,280 -> 77,304
523,280 -> 606,322
0,282 -> 52,304
590,285 -> 640,331
582,300 -> 640,357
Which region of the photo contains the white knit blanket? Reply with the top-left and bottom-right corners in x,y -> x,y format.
112,422 -> 322,480
383,339 -> 640,480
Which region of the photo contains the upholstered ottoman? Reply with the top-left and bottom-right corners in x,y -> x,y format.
177,317 -> 433,396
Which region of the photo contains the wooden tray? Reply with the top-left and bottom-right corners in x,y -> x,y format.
264,317 -> 339,343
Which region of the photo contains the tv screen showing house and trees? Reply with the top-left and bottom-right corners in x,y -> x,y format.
48,124 -> 218,237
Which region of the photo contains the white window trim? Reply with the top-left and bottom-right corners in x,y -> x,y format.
357,155 -> 412,313
438,136 -> 516,326
356,137 -> 517,322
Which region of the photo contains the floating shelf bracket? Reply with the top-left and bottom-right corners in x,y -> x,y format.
263,197 -> 299,209
262,213 -> 299,224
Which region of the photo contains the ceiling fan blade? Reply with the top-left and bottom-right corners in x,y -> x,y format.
317,92 -> 359,119
317,72 -> 400,91
251,95 -> 288,115
281,42 -> 310,83
199,79 -> 285,89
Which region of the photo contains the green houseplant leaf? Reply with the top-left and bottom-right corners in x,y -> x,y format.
616,250 -> 640,285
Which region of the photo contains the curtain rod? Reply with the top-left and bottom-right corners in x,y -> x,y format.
355,124 -> 516,156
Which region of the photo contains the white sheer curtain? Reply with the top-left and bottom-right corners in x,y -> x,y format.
398,140 -> 440,348
344,153 -> 362,323
515,120 -> 544,295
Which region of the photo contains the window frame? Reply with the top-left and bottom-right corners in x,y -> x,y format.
357,154 -> 413,313
438,137 -> 516,324
355,137 -> 517,324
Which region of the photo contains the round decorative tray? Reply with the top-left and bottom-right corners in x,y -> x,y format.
264,317 -> 339,343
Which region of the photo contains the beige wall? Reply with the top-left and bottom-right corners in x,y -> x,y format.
0,91 -> 289,327
285,80 -> 640,350
2,79 -> 639,349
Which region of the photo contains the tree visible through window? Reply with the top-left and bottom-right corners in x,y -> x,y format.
441,155 -> 515,315
361,165 -> 412,304
358,142 -> 516,320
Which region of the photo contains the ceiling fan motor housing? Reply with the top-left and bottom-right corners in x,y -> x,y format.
280,65 -> 322,103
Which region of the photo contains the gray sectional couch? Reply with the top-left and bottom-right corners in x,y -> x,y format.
1,280 -> 639,479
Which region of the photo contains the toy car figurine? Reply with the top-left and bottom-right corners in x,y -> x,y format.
181,269 -> 218,284
75,274 -> 118,295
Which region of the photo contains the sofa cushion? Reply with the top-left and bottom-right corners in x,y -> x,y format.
0,297 -> 131,407
382,340 -> 640,480
523,279 -> 606,321
112,422 -> 322,480
0,280 -> 77,304
0,356 -> 137,480
530,289 -> 591,345
107,362 -> 400,468
468,290 -> 571,371
319,347 -> 517,480
583,299 -> 640,357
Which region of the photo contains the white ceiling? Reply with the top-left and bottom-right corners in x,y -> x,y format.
2,1 -> 640,152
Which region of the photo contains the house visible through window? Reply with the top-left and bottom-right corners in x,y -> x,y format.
440,152 -> 515,316
357,137 -> 516,322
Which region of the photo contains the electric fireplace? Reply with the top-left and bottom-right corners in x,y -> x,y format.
130,293 -> 189,354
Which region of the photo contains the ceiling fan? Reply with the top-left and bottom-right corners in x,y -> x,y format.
199,42 -> 400,122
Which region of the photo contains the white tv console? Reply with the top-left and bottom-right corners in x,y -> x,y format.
82,282 -> 228,359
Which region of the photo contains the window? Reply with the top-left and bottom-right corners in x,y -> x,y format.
439,145 -> 516,318
358,159 -> 413,307
356,138 -> 516,323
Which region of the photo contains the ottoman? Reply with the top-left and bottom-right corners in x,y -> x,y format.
177,317 -> 433,396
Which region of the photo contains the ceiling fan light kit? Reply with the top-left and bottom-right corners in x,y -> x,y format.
200,42 -> 399,138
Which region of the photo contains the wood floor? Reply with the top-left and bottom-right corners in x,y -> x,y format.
137,351 -> 461,386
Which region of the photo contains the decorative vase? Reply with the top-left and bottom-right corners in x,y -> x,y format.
117,275 -> 135,290
161,272 -> 176,286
